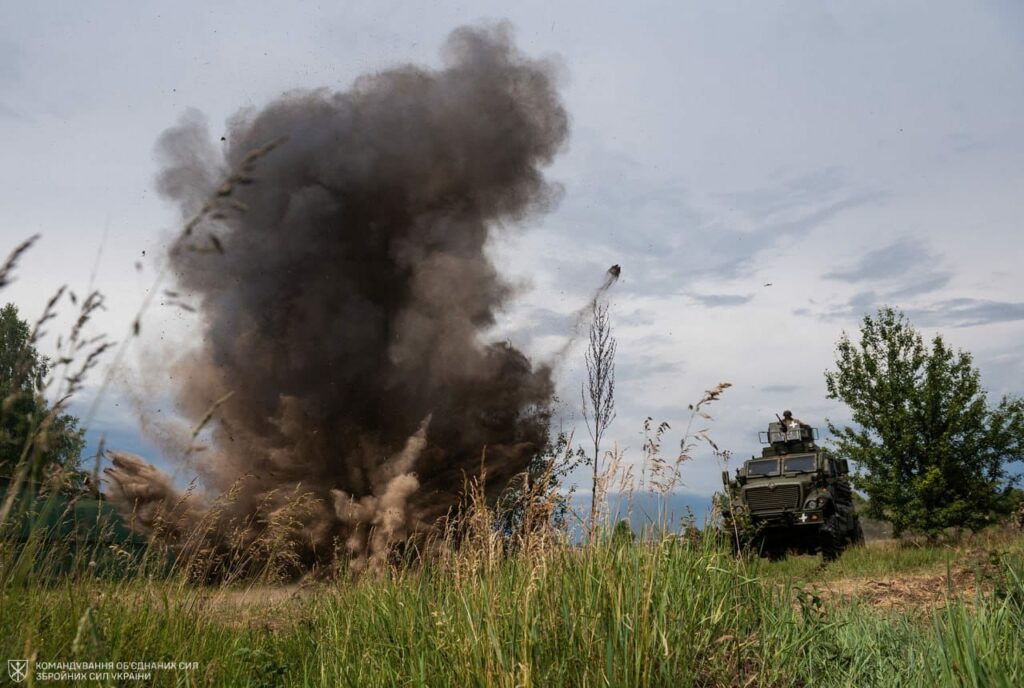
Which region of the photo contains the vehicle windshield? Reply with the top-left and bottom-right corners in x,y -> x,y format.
783,455 -> 817,473
747,459 -> 779,477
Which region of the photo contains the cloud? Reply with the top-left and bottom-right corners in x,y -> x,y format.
761,384 -> 802,394
684,183 -> 884,287
824,238 -> 928,282
688,293 -> 754,307
756,193 -> 882,246
0,102 -> 23,120
974,347 -> 1024,398
906,298 -> 1024,328
822,238 -> 954,297
538,142 -> 882,305
0,37 -> 20,85
820,293 -> 1024,329
817,237 -> 959,323
719,168 -> 847,218
616,356 -> 684,383
887,272 -> 953,299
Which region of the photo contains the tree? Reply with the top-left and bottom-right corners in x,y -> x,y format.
0,303 -> 86,486
611,518 -> 635,547
825,306 -> 1024,537
582,300 -> 616,536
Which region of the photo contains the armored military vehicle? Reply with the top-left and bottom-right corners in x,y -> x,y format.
721,414 -> 863,560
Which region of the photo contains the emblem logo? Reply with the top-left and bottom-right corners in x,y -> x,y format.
8,660 -> 28,683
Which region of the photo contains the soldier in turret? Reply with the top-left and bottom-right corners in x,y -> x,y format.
781,410 -> 802,429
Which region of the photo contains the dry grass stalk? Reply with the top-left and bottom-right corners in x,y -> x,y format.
0,234 -> 40,290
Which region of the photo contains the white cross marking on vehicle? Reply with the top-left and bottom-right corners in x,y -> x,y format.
799,513 -> 808,523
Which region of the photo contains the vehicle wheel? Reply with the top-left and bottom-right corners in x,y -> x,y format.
850,519 -> 865,546
820,513 -> 842,562
753,532 -> 786,561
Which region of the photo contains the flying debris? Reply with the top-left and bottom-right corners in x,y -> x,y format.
552,263 -> 622,361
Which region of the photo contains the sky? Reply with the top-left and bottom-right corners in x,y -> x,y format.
2,1 -> 1023,512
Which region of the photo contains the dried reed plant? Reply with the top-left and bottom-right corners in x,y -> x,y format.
582,299 -> 616,537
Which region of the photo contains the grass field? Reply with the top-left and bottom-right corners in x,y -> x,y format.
2,523 -> 1022,687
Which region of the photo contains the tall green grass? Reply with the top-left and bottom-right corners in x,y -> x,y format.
2,532 -> 1022,687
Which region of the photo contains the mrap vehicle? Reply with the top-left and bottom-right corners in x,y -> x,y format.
721,416 -> 863,560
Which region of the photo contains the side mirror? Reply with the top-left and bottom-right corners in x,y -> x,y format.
838,459 -> 849,474
721,470 -> 730,487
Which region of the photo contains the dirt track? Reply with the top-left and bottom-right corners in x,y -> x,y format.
821,566 -> 982,612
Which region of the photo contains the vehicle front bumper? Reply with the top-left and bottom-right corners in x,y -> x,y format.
751,509 -> 824,527
723,509 -> 824,529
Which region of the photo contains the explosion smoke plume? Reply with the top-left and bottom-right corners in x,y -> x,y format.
105,24 -> 568,572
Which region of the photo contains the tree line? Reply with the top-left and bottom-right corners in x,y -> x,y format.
0,303 -> 86,490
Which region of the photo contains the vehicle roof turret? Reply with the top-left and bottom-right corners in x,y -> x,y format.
758,417 -> 819,456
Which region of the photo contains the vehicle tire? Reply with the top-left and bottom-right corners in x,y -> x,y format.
850,519 -> 865,547
819,513 -> 842,562
753,531 -> 787,560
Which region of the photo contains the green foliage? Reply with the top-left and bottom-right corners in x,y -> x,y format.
496,427 -> 585,540
0,303 -> 86,486
610,518 -> 634,546
232,644 -> 292,688
825,306 -> 1024,537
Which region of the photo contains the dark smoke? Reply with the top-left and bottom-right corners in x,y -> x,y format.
106,24 -> 569,572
